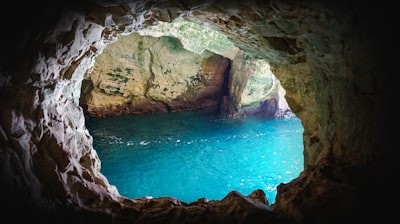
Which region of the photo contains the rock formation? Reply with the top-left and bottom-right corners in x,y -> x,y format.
0,0 -> 395,223
80,23 -> 289,119
80,33 -> 231,117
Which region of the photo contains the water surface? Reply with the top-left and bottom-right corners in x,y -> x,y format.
86,109 -> 304,204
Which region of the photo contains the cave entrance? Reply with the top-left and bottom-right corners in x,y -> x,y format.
81,18 -> 304,204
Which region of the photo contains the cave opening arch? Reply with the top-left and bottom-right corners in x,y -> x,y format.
43,0 -> 315,218
80,17 -> 305,204
1,1 -> 316,221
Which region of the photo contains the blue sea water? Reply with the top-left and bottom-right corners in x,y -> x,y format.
85,109 -> 304,204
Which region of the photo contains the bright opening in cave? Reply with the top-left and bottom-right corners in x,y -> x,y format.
82,18 -> 305,204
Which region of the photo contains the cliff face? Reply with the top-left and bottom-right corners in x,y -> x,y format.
80,25 -> 289,118
0,0 -> 395,223
80,33 -> 231,117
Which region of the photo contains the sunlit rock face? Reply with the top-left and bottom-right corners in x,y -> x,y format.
220,50 -> 291,118
80,33 -> 230,117
80,24 -> 288,119
0,0 -> 394,224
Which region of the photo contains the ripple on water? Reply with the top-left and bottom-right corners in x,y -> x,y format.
86,110 -> 304,204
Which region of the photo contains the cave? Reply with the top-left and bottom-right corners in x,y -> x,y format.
0,1 -> 395,224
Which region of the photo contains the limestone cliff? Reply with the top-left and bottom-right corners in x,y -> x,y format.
81,25 -> 289,119
80,33 -> 231,117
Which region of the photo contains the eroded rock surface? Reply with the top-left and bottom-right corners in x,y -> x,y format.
80,33 -> 231,117
0,0 -> 394,223
80,29 -> 289,119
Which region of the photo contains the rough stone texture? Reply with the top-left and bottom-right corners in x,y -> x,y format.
221,51 -> 291,118
80,27 -> 287,119
80,33 -> 231,117
0,0 -> 395,224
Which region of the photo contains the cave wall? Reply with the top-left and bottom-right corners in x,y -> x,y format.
220,50 -> 291,118
0,0 -> 395,223
81,27 -> 289,119
80,33 -> 231,117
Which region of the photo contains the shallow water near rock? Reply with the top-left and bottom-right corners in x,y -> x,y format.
86,109 -> 304,204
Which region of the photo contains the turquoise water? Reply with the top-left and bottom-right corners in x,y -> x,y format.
86,109 -> 304,204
